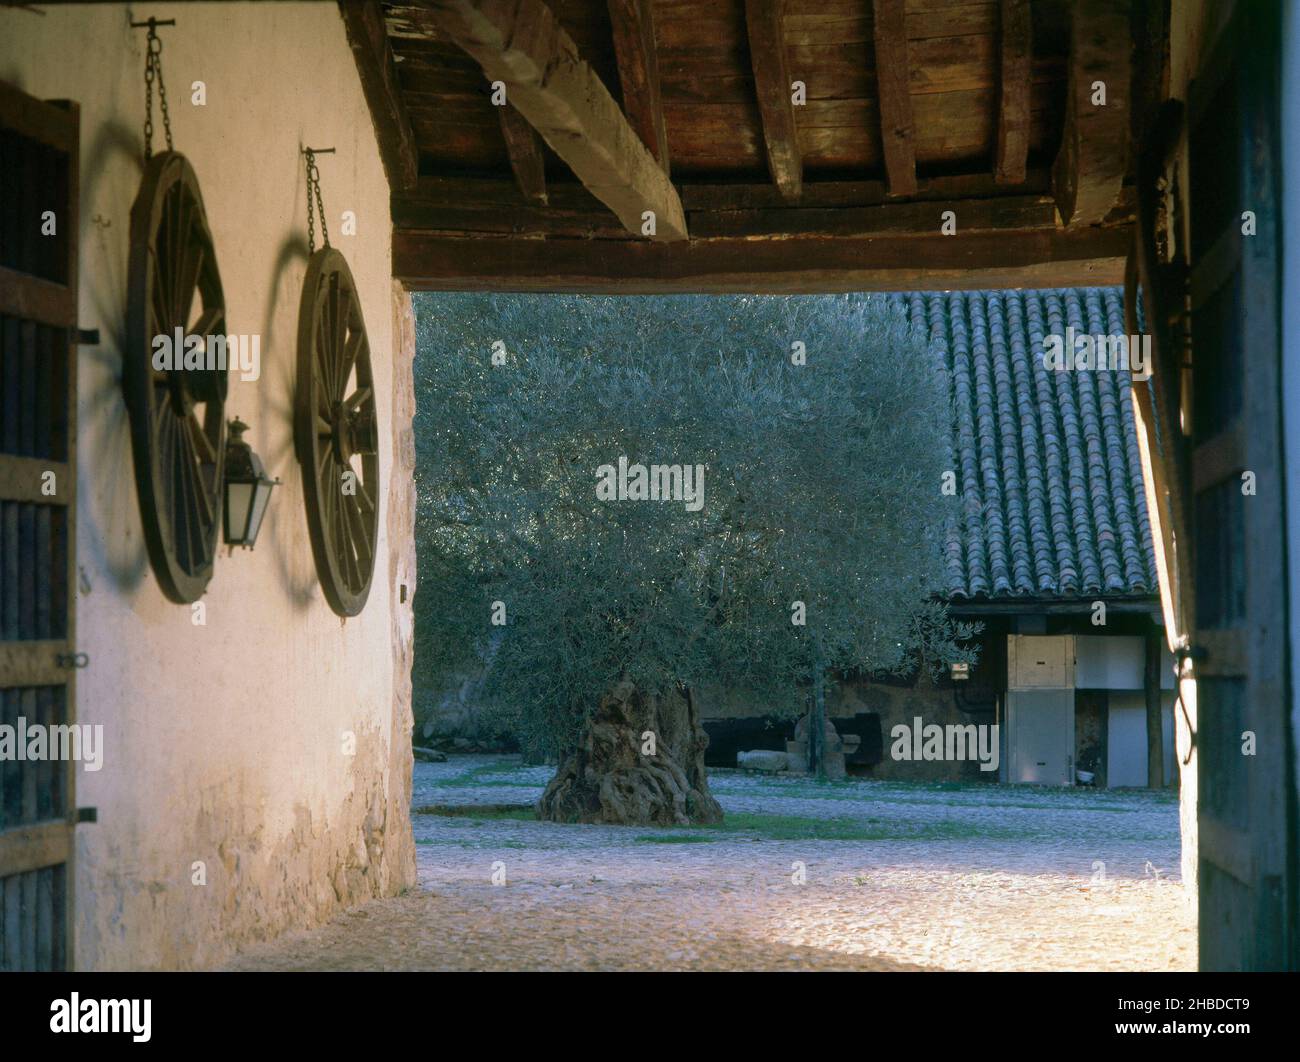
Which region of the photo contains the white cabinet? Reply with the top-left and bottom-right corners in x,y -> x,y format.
1075,635 -> 1144,689
1007,635 -> 1075,688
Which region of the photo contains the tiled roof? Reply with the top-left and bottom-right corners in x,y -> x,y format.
888,288 -> 1159,602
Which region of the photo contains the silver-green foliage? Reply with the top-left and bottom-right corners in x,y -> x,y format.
413,293 -> 975,756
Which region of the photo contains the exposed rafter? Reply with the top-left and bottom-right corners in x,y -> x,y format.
1053,0 -> 1130,225
743,0 -> 802,202
497,103 -> 548,205
871,0 -> 917,197
338,0 -> 419,191
607,0 -> 670,173
995,0 -> 1032,185
423,0 -> 687,241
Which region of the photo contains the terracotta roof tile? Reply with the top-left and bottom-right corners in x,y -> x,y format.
890,287 -> 1158,602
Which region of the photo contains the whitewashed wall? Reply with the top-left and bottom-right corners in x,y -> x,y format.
0,2 -> 416,969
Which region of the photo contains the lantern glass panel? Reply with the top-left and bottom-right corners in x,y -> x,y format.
247,479 -> 273,546
225,481 -> 254,544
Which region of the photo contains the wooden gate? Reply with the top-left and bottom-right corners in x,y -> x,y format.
1186,3 -> 1295,970
0,80 -> 80,971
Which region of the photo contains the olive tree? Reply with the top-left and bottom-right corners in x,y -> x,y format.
413,293 -> 972,825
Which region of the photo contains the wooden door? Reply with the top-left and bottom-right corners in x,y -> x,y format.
0,79 -> 80,971
1186,3 -> 1295,970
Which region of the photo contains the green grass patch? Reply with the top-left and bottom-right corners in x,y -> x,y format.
633,833 -> 718,844
634,812 -> 1034,843
413,803 -> 536,821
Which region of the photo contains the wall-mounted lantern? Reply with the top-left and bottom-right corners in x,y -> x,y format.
223,418 -> 280,549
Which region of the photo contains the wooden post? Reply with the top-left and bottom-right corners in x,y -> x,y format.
1144,628 -> 1164,788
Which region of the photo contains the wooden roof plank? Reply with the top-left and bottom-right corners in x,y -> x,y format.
423,0 -> 687,241
871,0 -> 917,196
743,0 -> 803,202
607,0 -> 671,174
995,0 -> 1032,184
339,1 -> 419,191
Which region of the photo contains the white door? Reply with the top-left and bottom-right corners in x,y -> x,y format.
1008,689 -> 1074,785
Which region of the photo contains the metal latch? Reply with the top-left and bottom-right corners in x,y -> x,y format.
56,652 -> 89,669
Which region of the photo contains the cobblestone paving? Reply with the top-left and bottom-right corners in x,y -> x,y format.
228,756 -> 1195,971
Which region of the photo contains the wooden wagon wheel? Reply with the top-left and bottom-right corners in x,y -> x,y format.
124,151 -> 227,604
294,247 -> 379,617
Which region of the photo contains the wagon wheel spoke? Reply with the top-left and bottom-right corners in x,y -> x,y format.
187,408 -> 218,466
316,312 -> 337,407
315,370 -> 332,419
344,493 -> 373,569
329,476 -> 356,588
167,183 -> 196,321
149,246 -> 175,336
330,276 -> 346,389
354,477 -> 375,515
177,429 -> 206,568
340,321 -> 362,388
158,410 -> 176,511
343,384 -> 371,411
174,243 -> 204,335
191,304 -> 223,341
167,421 -> 186,563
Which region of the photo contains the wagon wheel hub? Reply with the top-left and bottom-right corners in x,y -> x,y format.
329,401 -> 378,466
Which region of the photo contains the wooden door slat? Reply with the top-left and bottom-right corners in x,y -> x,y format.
0,457 -> 70,505
0,641 -> 67,687
0,821 -> 70,878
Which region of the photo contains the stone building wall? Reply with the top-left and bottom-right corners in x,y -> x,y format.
0,2 -> 416,969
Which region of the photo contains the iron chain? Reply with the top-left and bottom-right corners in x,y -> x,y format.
143,22 -> 173,159
304,149 -> 330,254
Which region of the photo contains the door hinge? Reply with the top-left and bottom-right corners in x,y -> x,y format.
56,651 -> 89,669
77,807 -> 97,824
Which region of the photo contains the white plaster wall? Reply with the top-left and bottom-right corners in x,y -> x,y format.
0,2 -> 416,969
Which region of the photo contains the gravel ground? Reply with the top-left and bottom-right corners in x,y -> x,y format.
227,756 -> 1195,971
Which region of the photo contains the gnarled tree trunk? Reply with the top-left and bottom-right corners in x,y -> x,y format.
536,681 -> 722,825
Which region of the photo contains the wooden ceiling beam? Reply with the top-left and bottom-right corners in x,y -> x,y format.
497,103 -> 548,205
1053,0 -> 1131,225
743,0 -> 802,202
393,224 -> 1132,293
689,195 -> 1057,239
995,0 -> 1032,185
872,0 -> 917,197
400,170 -> 1054,214
607,0 -> 670,174
392,185 -> 1058,239
422,0 -> 687,241
339,1 -> 419,191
